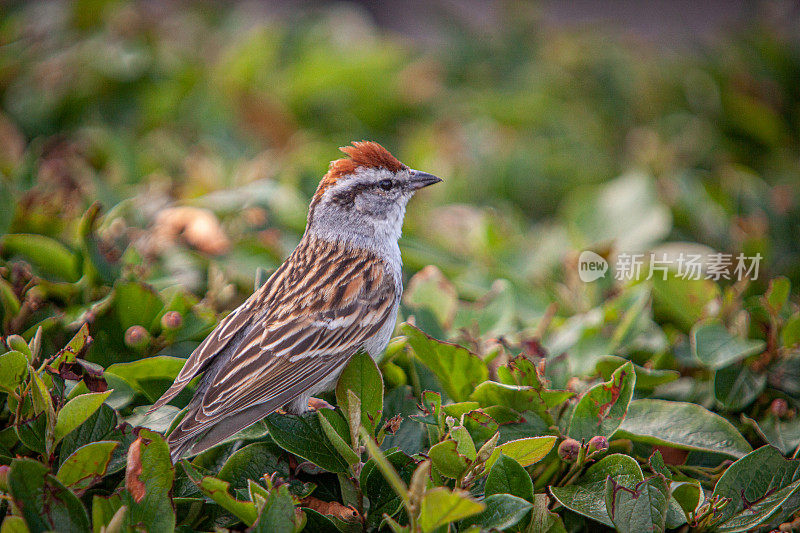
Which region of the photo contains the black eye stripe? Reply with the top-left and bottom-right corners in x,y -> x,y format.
377,179 -> 393,191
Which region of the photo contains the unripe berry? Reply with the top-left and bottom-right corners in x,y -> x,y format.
771,398 -> 789,418
124,325 -> 150,349
161,311 -> 183,331
558,438 -> 581,463
587,436 -> 609,456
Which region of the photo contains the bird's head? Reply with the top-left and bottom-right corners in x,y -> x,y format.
306,141 -> 441,247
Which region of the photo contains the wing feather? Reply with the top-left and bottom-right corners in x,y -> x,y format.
162,237 -> 398,457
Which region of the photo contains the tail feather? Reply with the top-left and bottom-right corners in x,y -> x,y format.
167,402 -> 279,462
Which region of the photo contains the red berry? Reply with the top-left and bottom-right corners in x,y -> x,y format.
124,325 -> 150,349
558,438 -> 581,463
161,311 -> 183,331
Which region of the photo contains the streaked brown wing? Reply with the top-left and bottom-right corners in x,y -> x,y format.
164,237 -> 397,456
146,267 -> 277,413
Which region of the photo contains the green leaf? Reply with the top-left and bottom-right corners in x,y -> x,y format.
15,414 -> 47,456
0,234 -> 80,282
50,323 -> 91,371
217,441 -> 288,490
748,415 -> 800,455
318,410 -> 360,466
90,493 -> 123,533
459,494 -> 533,531
301,509 -> 345,533
596,355 -> 679,389
58,403 -> 119,468
251,484 -> 296,533
461,409 -> 501,444
7,458 -> 90,533
106,356 -> 186,402
335,350 -> 384,435
765,276 -> 791,312
652,272 -> 719,331
0,351 -> 28,393
550,454 -> 644,527
530,494 -> 567,533
193,474 -> 258,525
418,487 -> 485,533
0,516 -> 30,533
485,436 -> 556,469
360,449 -> 416,528
614,399 -> 752,458
569,361 -> 635,441
691,321 -> 765,369
113,281 -> 164,332
450,425 -> 477,461
53,390 -> 112,446
30,369 -> 54,418
56,440 -> 119,491
485,453 -> 534,502
402,323 -> 488,402
605,474 -> 670,533
471,381 -> 572,420
265,412 -> 350,474
781,313 -> 800,348
671,480 -> 702,519
122,429 -> 176,532
429,439 -> 471,479
0,279 -> 21,322
711,445 -> 800,532
713,364 -> 766,411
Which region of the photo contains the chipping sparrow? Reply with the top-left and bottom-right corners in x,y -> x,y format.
149,141 -> 442,460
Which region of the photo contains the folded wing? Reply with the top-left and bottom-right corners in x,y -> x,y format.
153,238 -> 397,458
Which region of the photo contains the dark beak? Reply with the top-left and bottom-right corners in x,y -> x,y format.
408,169 -> 443,190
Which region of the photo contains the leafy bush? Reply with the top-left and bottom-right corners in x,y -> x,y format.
2,1 -> 800,532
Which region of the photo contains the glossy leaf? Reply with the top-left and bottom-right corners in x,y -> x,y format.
7,458 -> 90,532
251,484 -> 296,533
403,323 -> 488,402
485,436 -> 556,469
122,429 -> 176,532
56,440 -> 118,491
605,474 -> 670,533
429,439 -> 471,478
713,364 -> 766,411
0,351 -> 28,393
418,487 -> 484,533
53,390 -> 112,445
265,412 -> 350,474
550,454 -> 644,527
336,350 -> 383,435
711,446 -> 800,532
459,494 -> 533,531
614,399 -> 752,458
485,453 -> 534,501
360,448 -> 416,528
569,361 -> 635,441
691,321 -> 765,369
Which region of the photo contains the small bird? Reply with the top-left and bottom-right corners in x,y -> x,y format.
149,141 -> 442,460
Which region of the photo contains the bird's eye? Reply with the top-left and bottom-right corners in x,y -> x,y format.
377,179 -> 393,191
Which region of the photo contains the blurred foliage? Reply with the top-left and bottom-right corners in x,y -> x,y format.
1,1 -> 800,532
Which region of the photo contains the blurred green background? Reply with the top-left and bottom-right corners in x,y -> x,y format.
1,0 -> 799,338
4,4 -> 800,530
